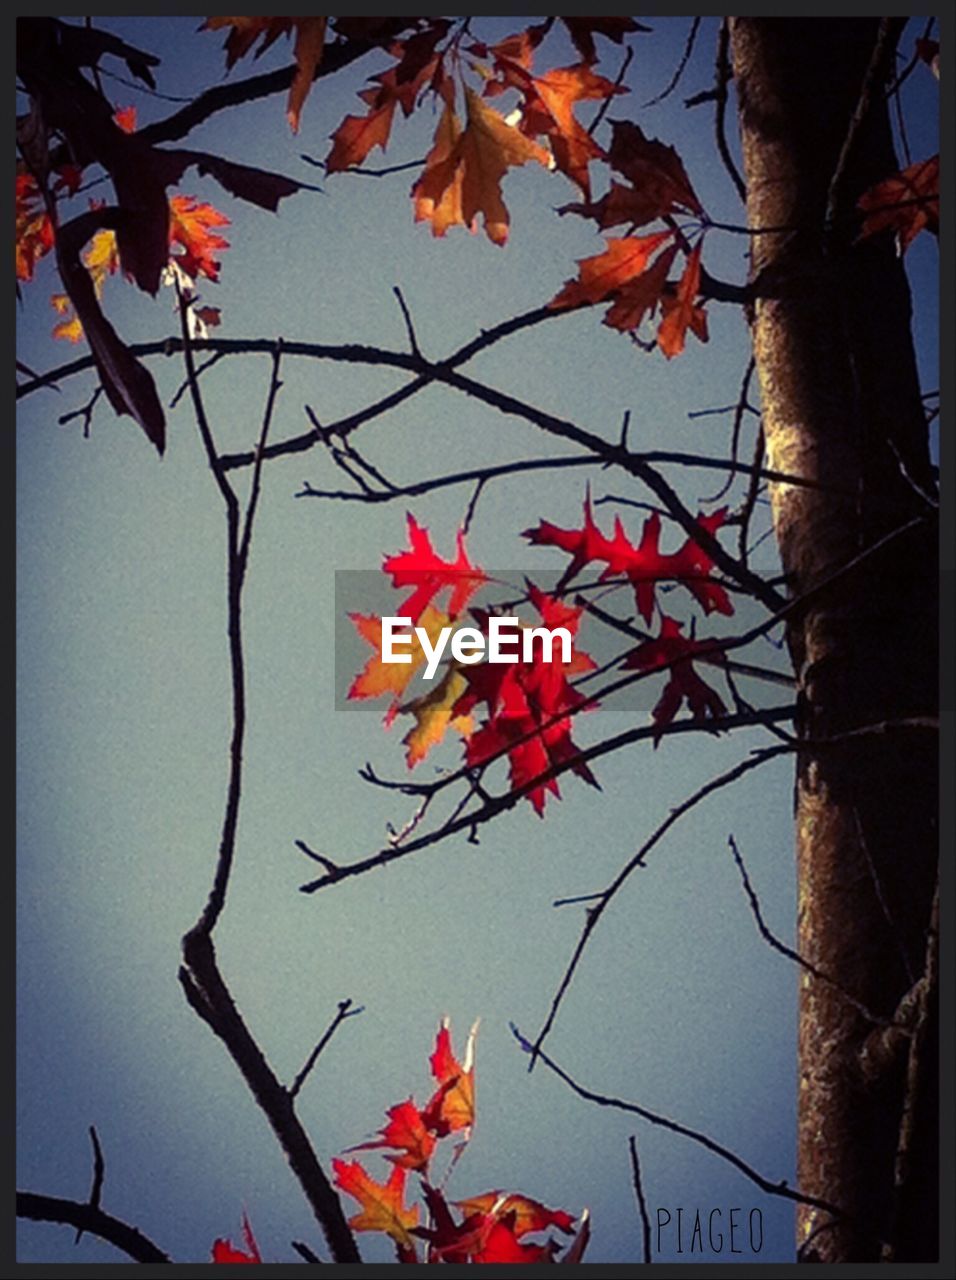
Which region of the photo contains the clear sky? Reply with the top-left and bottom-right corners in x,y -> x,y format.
16,15 -> 939,1265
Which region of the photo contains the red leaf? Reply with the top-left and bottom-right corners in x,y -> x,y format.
624,614 -> 727,743
421,1017 -> 478,1137
550,232 -> 674,310
113,104 -> 137,133
212,1213 -> 261,1263
455,1191 -> 576,1238
606,119 -> 703,216
857,154 -> 939,254
332,1159 -> 419,1251
345,1097 -> 437,1172
383,515 -> 487,624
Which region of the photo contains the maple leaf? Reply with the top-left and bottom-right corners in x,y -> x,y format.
211,1213 -> 261,1263
657,240 -> 707,358
168,195 -> 230,282
421,1017 -> 478,1138
383,515 -> 487,624
455,1191 -> 575,1238
348,606 -> 452,726
624,614 -> 728,744
550,231 -> 674,309
857,154 -> 939,254
345,1097 -> 437,1172
561,16 -> 649,64
400,666 -> 473,768
332,1158 -> 419,1250
412,88 -> 550,245
202,17 -> 327,131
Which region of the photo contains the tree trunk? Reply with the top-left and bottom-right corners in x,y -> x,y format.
729,18 -> 938,1263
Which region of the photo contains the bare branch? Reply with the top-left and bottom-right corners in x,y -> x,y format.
628,1135 -> 653,1263
511,1031 -> 847,1222
642,17 -> 701,108
17,1191 -> 171,1263
292,1239 -> 324,1262
726,835 -> 896,1027
530,745 -> 792,1063
290,1000 -> 364,1101
58,385 -> 104,437
392,286 -> 422,359
74,1125 -> 105,1245
714,21 -> 747,203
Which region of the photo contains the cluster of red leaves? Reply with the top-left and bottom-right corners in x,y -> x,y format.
523,489 -> 733,624
331,1019 -> 589,1264
348,516 -> 599,814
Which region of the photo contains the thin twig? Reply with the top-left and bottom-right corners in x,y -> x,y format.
530,745 -> 792,1063
726,835 -> 897,1027
588,45 -> 632,136
289,1000 -> 364,1101
303,152 -> 425,177
642,17 -> 701,108
511,1030 -> 847,1222
74,1125 -> 105,1245
714,21 -> 747,203
292,1239 -> 324,1262
628,1135 -> 653,1263
58,385 -> 103,437
702,357 -> 755,503
392,286 -> 422,358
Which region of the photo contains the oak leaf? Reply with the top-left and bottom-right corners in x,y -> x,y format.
412,88 -> 550,245
550,231 -> 674,309
455,1191 -> 575,1238
624,614 -> 727,743
421,1017 -> 478,1138
168,195 -> 230,282
347,606 -> 452,726
400,666 -> 474,768
562,16 -> 649,64
202,17 -> 327,131
383,514 -> 487,624
656,240 -> 706,358
606,119 -> 703,216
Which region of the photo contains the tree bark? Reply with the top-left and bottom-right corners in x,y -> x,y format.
729,18 -> 938,1263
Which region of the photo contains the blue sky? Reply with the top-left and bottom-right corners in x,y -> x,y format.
16,15 -> 939,1264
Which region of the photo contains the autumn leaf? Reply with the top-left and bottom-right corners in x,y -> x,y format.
412,88 -> 550,245
345,1097 -> 437,1172
523,490 -> 733,623
857,154 -> 939,254
624,614 -> 728,743
400,666 -> 473,768
421,1017 -> 478,1138
657,240 -> 706,358
113,104 -> 137,133
168,195 -> 230,281
202,17 -> 327,131
550,231 -> 674,309
347,606 -> 452,725
561,16 -> 649,64
212,1212 -> 261,1263
332,1159 -> 419,1250
474,1213 -> 556,1263
455,1191 -> 575,1238
51,294 -> 84,343
15,170 -> 54,283
383,514 -> 487,624
451,591 -> 597,814
607,119 -> 703,216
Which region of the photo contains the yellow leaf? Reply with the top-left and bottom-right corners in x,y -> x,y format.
348,606 -> 450,725
401,666 -> 473,768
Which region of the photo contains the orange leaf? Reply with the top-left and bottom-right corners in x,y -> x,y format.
332,1159 -> 419,1249
202,17 -> 326,131
168,194 -> 230,282
603,244 -> 678,332
345,1097 -> 437,1172
326,101 -> 397,172
347,606 -> 452,725
413,89 -> 550,245
421,1017 -> 478,1137
657,240 -> 705,359
528,63 -> 626,197
857,154 -> 939,254
455,1192 -> 575,1238
550,232 -> 674,309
